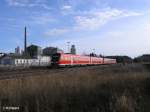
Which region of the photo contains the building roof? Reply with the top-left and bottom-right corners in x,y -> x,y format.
27,44 -> 42,48
43,47 -> 58,50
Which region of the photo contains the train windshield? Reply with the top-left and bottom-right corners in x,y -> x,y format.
52,53 -> 60,62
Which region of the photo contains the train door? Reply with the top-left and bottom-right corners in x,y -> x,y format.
51,53 -> 61,66
71,55 -> 73,65
90,56 -> 92,65
103,57 -> 104,64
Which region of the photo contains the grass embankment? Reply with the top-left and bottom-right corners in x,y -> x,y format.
0,64 -> 149,112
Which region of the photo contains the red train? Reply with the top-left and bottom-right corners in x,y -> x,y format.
51,53 -> 116,67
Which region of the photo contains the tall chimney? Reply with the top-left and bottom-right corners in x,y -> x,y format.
24,26 -> 27,55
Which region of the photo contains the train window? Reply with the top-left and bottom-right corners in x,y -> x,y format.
66,57 -> 69,60
73,57 -> 77,61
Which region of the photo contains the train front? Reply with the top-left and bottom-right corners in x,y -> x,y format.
51,53 -> 61,67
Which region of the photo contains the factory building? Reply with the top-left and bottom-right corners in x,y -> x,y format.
27,44 -> 43,58
70,45 -> 76,54
0,53 -> 5,58
0,53 -> 5,64
43,47 -> 64,56
134,54 -> 150,63
0,27 -> 64,67
0,55 -> 28,65
15,46 -> 21,55
0,55 -> 51,66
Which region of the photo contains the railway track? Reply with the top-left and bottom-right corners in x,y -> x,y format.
0,68 -> 67,80
0,64 -> 117,80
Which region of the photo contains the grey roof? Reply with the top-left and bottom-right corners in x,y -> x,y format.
27,44 -> 42,48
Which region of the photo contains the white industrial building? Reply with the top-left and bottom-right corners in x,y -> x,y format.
0,55 -> 51,67
0,53 -> 5,57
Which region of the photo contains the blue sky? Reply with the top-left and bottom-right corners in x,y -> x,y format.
1,0 -> 150,57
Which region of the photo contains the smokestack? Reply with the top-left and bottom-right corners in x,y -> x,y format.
24,26 -> 27,55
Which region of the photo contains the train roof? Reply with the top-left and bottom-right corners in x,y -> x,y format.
58,53 -> 103,58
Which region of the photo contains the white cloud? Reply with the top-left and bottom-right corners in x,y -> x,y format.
5,0 -> 28,7
44,8 -> 142,36
74,8 -> 142,30
107,31 -> 124,37
45,28 -> 70,36
61,5 -> 73,15
5,0 -> 51,10
31,14 -> 55,25
40,4 -> 51,10
92,28 -> 150,57
144,24 -> 150,30
40,20 -> 150,57
62,5 -> 72,10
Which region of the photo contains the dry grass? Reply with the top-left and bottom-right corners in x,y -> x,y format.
0,64 -> 149,112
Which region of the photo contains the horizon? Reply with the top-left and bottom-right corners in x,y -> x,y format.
0,0 -> 150,57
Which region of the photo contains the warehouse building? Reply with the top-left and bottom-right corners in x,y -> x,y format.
0,53 -> 5,58
0,55 -> 51,66
15,46 -> 21,55
43,47 -> 63,56
70,45 -> 76,54
134,54 -> 150,63
27,44 -> 43,58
